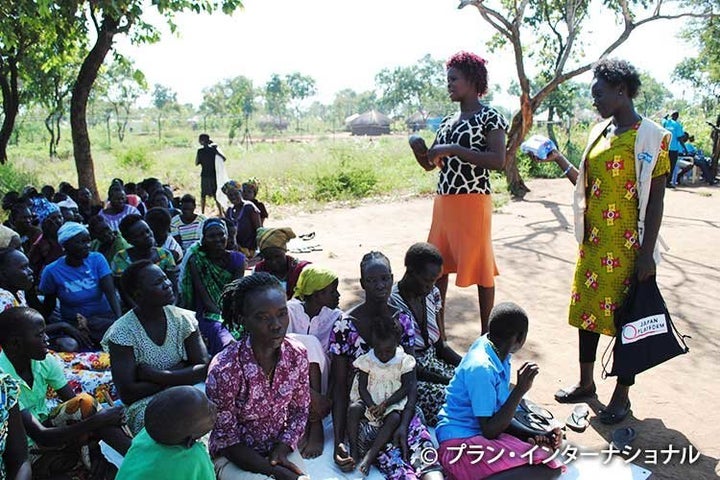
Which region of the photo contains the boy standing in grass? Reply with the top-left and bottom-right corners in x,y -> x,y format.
0,307 -> 131,477
196,134 -> 226,216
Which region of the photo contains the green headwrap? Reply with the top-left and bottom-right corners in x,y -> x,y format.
257,227 -> 296,252
293,265 -> 338,300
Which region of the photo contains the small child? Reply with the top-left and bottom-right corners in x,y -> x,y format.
145,207 -> 184,263
241,179 -> 268,225
170,194 -> 207,252
116,386 -> 217,480
0,307 -> 131,478
348,315 -> 416,476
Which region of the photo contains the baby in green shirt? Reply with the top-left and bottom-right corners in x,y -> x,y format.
117,386 -> 217,480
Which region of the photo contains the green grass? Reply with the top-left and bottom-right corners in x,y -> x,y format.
6,122 -> 594,211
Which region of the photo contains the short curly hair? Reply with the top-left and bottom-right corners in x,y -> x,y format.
118,214 -> 144,242
593,58 -> 641,99
447,51 -> 489,97
404,242 -> 443,273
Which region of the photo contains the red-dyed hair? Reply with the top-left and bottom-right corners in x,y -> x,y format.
446,51 -> 489,97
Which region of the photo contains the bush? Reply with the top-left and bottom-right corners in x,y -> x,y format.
0,163 -> 38,195
117,146 -> 152,171
313,168 -> 378,201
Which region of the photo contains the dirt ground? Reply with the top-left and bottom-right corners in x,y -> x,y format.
273,178 -> 719,480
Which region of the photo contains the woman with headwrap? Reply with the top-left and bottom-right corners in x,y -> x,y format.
0,225 -> 21,250
27,197 -> 65,280
38,222 -> 121,350
179,218 -> 246,355
285,265 -> 342,459
222,180 -> 261,258
254,227 -> 312,299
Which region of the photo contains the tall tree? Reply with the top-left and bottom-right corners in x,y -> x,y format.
459,0 -> 716,198
0,2 -> 79,163
100,56 -> 147,142
152,83 -> 178,140
375,55 -> 450,117
285,72 -> 317,132
64,0 -> 243,199
636,72 -> 672,118
264,74 -> 289,120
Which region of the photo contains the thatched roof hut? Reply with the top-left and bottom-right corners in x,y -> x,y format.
349,110 -> 391,136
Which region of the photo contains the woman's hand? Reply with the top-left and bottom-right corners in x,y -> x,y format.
56,322 -> 93,347
333,443 -> 355,472
136,363 -> 163,383
91,406 -> 126,429
269,443 -> 304,477
369,401 -> 387,418
408,135 -> 428,155
527,149 -> 562,163
528,427 -> 563,450
515,362 -> 539,395
427,145 -> 453,168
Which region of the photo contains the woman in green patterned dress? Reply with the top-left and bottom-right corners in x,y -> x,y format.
532,59 -> 670,424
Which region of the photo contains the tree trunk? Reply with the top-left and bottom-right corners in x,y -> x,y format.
504,94 -> 534,199
546,106 -> 557,146
70,16 -> 118,200
54,113 -> 61,151
45,113 -> 56,158
0,57 -> 20,164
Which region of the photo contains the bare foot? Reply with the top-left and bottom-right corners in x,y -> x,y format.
334,443 -> 356,473
358,456 -> 372,476
300,420 -> 324,459
298,429 -> 309,453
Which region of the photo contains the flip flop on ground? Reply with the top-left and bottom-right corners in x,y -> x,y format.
565,404 -> 590,433
611,427 -> 637,451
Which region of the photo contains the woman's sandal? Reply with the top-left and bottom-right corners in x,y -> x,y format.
599,401 -> 632,425
565,404 -> 590,433
554,384 -> 597,404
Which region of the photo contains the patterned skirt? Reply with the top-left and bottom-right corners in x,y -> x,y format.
357,408 -> 443,480
416,345 -> 456,427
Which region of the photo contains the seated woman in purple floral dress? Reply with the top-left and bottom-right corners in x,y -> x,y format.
206,273 -> 311,480
330,251 -> 443,479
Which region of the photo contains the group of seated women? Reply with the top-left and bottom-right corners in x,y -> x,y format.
0,179 -> 567,480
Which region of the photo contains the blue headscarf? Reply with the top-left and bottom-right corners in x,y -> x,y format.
57,222 -> 89,246
202,217 -> 228,239
30,197 -> 61,225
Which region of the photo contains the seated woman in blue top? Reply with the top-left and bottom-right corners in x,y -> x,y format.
39,222 -> 121,351
435,303 -> 565,480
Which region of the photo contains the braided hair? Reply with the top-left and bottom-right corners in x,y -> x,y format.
359,251 -> 391,278
220,272 -> 284,332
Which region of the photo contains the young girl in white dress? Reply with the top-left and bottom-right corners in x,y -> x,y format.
347,314 -> 416,476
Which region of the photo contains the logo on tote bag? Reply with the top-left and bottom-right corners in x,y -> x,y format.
621,314 -> 668,344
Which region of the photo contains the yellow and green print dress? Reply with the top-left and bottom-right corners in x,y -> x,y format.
569,123 -> 670,336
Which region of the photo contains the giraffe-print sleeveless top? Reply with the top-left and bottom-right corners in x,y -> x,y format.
435,105 -> 508,195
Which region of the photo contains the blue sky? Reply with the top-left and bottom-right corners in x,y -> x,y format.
117,0 -> 695,112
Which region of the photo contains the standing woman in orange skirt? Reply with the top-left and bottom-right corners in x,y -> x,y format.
409,51 -> 507,336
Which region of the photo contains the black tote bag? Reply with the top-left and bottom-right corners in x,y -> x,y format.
603,276 -> 689,379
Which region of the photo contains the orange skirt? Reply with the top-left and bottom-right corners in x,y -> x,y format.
427,194 -> 498,287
